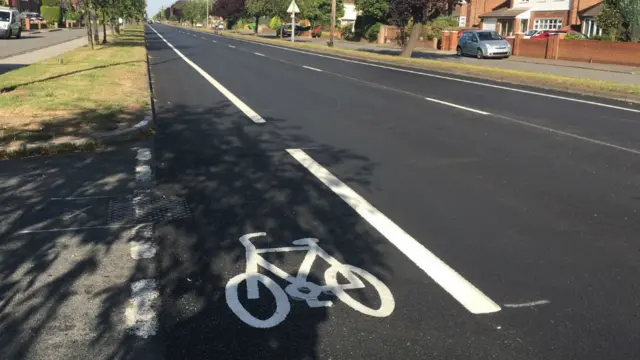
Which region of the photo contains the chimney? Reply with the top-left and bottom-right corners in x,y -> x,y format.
569,0 -> 580,26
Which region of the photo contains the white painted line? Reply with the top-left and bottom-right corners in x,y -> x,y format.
504,300 -> 550,308
135,165 -> 152,183
17,224 -> 153,234
50,195 -> 112,200
212,39 -> 217,43
149,27 -> 266,124
130,242 -> 157,259
201,37 -> 206,39
228,45 -> 235,48
286,148 -> 501,314
222,35 -> 639,113
254,52 -> 265,56
303,65 -> 323,72
136,148 -> 152,161
125,279 -> 159,338
425,97 -> 490,115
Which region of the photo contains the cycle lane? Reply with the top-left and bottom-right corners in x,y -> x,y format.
147,26 -> 538,360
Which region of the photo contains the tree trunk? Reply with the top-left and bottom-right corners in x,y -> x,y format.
400,22 -> 422,57
91,8 -> 99,44
115,23 -> 121,35
102,13 -> 107,44
254,16 -> 259,35
85,12 -> 94,49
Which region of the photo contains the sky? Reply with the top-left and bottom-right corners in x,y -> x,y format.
147,0 -> 175,18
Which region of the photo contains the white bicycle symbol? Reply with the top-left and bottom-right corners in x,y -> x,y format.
225,232 -> 395,328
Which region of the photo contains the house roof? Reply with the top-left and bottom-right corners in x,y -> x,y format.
479,8 -> 529,19
579,2 -> 604,18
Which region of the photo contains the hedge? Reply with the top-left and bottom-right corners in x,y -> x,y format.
41,0 -> 60,7
40,6 -> 61,25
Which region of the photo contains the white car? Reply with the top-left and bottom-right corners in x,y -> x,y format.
0,7 -> 22,39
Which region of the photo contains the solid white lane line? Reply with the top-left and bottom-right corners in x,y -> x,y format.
254,52 -> 265,56
286,148 -> 501,315
149,27 -> 266,124
303,65 -> 322,72
218,34 -> 639,113
425,97 -> 490,115
228,45 -> 235,48
504,300 -> 550,308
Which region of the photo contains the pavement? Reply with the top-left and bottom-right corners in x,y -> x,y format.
3,23 -> 640,360
0,29 -> 88,60
0,30 -> 104,75
263,34 -> 640,85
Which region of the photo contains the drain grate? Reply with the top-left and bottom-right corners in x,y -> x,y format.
107,192 -> 191,224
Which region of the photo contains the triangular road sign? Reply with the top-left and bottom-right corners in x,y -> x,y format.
287,0 -> 300,13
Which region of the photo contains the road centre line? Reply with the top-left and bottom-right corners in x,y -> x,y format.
425,97 -> 490,115
149,26 -> 266,124
286,148 -> 501,314
254,52 -> 265,56
215,34 -> 639,114
228,45 -> 235,48
303,65 -> 323,72
212,40 -> 217,43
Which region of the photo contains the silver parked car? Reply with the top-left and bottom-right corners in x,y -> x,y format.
456,30 -> 511,59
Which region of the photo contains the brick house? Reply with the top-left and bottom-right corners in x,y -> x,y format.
3,0 -> 42,13
453,0 -> 603,36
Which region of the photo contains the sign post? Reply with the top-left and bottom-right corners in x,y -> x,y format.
287,0 -> 300,42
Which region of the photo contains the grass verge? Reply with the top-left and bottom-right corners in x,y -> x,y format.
0,25 -> 150,151
188,26 -> 640,103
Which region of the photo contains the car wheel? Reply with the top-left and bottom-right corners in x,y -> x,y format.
456,47 -> 462,57
476,48 -> 484,59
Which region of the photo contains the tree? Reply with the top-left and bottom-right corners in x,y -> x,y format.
597,0 -> 622,40
245,0 -> 287,34
213,0 -> 246,25
299,0 -> 344,25
389,0 -> 447,57
182,0 -> 208,26
356,0 -> 389,21
617,0 -> 640,41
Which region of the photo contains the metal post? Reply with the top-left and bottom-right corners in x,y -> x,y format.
291,12 -> 295,42
329,0 -> 336,47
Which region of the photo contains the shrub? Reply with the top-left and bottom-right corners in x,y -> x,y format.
342,24 -> 356,41
41,6 -> 61,26
564,33 -> 584,40
364,22 -> 381,42
66,11 -> 80,21
269,16 -> 282,30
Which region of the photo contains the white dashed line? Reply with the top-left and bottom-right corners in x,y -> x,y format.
286,148 -> 501,315
254,52 -> 265,56
303,65 -> 322,72
125,279 -> 159,338
228,45 -> 235,48
149,26 -> 266,124
212,39 -> 217,43
425,97 -> 490,115
504,300 -> 550,308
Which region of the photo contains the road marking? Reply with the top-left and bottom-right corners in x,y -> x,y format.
135,165 -> 152,182
228,45 -> 235,48
149,26 -> 266,124
212,40 -> 217,43
201,37 -> 206,39
50,195 -> 112,200
504,300 -> 550,308
303,65 -> 322,72
254,52 -> 265,56
286,148 -> 501,314
17,224 -> 153,234
125,279 -> 159,338
219,35 -> 639,113
425,97 -> 490,115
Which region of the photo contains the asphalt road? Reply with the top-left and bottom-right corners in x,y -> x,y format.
144,24 -> 640,360
0,29 -> 87,60
4,22 -> 639,360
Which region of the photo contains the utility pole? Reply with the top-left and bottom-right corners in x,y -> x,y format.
206,0 -> 209,29
329,0 -> 336,47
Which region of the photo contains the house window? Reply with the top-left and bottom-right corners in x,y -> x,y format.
533,18 -> 563,30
